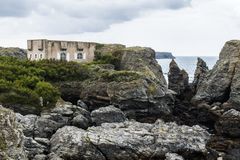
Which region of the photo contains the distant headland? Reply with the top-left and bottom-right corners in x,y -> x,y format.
155,52 -> 175,59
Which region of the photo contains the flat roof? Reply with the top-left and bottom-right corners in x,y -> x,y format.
28,39 -> 97,44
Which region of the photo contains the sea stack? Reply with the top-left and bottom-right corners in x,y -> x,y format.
168,59 -> 189,96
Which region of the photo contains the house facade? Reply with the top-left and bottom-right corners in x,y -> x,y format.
27,39 -> 96,62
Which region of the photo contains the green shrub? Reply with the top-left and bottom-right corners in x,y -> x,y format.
14,76 -> 41,90
0,57 -> 89,109
0,85 -> 40,107
94,53 -> 121,69
35,82 -> 60,106
101,71 -> 141,82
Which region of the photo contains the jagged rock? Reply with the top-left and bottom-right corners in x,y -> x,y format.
23,137 -> 48,159
192,40 -> 240,107
118,47 -> 167,85
50,126 -> 106,160
0,105 -> 27,160
34,116 -> 64,139
50,120 -> 210,159
91,105 -> 127,125
77,100 -> 88,110
15,100 -> 91,140
165,153 -> 184,160
34,138 -> 50,147
16,114 -> 38,137
215,109 -> 240,137
192,57 -> 209,93
168,59 -> 189,95
71,114 -> 90,129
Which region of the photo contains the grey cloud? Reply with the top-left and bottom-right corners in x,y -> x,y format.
0,0 -> 33,17
0,0 -> 191,34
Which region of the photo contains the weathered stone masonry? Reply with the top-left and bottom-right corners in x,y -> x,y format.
27,39 -> 96,62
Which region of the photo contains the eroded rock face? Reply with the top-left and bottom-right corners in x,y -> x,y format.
215,109 -> 240,138
91,105 -> 127,126
80,47 -> 175,122
192,40 -> 240,107
192,57 -> 209,93
168,59 -> 189,96
0,105 -> 27,160
118,47 -> 167,86
50,120 -> 210,159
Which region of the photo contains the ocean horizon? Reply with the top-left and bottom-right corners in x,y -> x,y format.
157,56 -> 218,82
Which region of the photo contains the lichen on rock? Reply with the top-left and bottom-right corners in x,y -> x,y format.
0,105 -> 27,160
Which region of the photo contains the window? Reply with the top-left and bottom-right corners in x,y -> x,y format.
40,54 -> 42,59
29,54 -> 32,59
60,52 -> 67,61
77,53 -> 83,59
35,54 -> 37,59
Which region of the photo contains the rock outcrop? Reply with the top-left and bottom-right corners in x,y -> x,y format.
0,47 -> 27,59
192,57 -> 209,93
15,101 -> 91,159
0,105 -> 27,160
91,105 -> 127,126
79,47 -> 174,122
168,59 -> 189,96
50,120 -> 210,159
192,40 -> 240,107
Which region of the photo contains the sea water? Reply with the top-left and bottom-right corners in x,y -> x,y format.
157,56 -> 218,82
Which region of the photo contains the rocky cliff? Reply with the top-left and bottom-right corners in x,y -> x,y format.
190,40 -> 240,159
60,46 -> 174,122
1,40 -> 240,159
192,40 -> 240,108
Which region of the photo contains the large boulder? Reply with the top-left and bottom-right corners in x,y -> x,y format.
192,40 -> 240,107
17,100 -> 91,139
50,126 -> 106,160
91,105 -> 127,125
0,105 -> 27,160
168,59 -> 189,96
117,47 -> 167,85
50,120 -> 210,159
14,101 -> 91,159
215,109 -> 240,137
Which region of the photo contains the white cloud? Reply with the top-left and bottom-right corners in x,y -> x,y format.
0,0 -> 240,56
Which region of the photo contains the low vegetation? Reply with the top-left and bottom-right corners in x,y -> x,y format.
0,56 -> 91,108
0,49 -> 141,110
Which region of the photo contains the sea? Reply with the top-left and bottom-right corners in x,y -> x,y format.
157,56 -> 219,83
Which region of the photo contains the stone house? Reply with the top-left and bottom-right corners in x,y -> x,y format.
27,39 -> 97,62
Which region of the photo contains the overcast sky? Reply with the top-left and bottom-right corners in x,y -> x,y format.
0,0 -> 240,56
